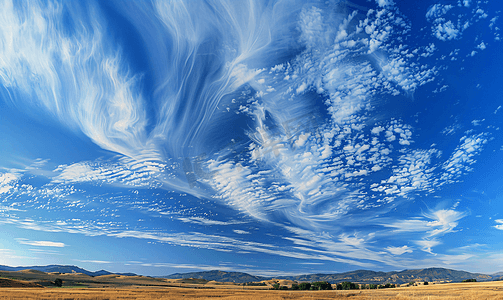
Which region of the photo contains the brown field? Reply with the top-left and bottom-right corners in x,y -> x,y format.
1,281 -> 503,300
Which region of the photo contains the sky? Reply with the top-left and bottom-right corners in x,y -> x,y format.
0,0 -> 502,277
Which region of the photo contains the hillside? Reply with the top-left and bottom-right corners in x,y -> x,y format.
164,270 -> 267,283
0,278 -> 43,288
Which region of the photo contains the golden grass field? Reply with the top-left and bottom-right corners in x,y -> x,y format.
1,281 -> 503,300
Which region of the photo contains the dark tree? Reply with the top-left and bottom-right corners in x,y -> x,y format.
291,283 -> 299,290
54,278 -> 63,287
340,281 -> 358,290
298,282 -> 311,290
311,281 -> 332,290
424,281 -> 429,285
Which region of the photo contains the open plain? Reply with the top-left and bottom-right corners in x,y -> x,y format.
1,281 -> 503,300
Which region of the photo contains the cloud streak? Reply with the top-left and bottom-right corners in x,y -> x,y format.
17,238 -> 66,248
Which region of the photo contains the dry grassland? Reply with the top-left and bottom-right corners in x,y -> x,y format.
0,281 -> 502,300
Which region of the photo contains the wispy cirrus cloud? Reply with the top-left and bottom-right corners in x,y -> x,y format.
76,260 -> 111,264
16,238 -> 66,248
386,245 -> 413,255
178,217 -> 248,226
382,208 -> 467,254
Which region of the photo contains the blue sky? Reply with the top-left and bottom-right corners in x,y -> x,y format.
0,0 -> 502,277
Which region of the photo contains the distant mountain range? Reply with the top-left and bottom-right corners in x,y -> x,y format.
492,272 -> 503,280
164,268 -> 501,284
1,265 -> 501,285
0,265 -> 135,277
279,268 -> 494,285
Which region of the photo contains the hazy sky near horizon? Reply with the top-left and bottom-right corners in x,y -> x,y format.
1,0 -> 503,276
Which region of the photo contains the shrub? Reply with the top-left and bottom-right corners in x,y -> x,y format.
291,283 -> 299,290
272,283 -> 280,290
462,279 -> 477,282
424,281 -> 429,285
54,278 -> 63,287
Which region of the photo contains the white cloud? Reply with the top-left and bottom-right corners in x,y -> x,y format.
371,126 -> 385,135
298,6 -> 328,50
425,3 -> 492,42
382,209 -> 466,236
0,0 -> 151,159
442,124 -> 461,135
53,163 -> 102,183
383,209 -> 467,255
375,0 -> 394,7
475,9 -> 487,19
382,219 -> 431,233
386,245 -> 413,255
471,119 -> 485,126
416,239 -> 441,254
489,16 -> 499,30
426,4 -> 453,21
0,172 -> 20,194
423,209 -> 467,237
52,157 -> 169,188
441,133 -> 489,183
77,260 -> 111,264
494,219 -> 503,230
178,217 -> 247,226
434,21 -> 461,41
17,238 -> 66,248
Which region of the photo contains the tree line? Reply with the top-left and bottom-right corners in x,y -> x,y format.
271,281 -> 399,290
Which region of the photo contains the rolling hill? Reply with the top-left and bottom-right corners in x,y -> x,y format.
0,265 -> 135,277
164,270 -> 267,283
